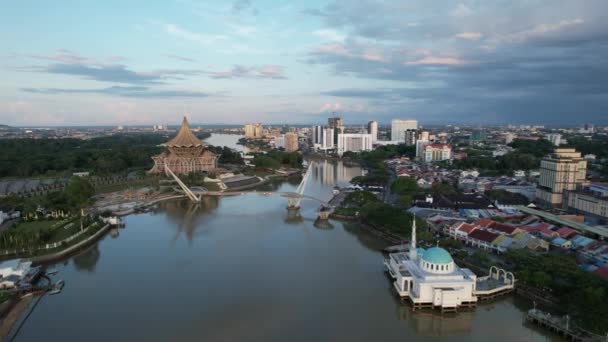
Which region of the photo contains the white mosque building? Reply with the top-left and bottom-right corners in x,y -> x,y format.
384,220 -> 479,312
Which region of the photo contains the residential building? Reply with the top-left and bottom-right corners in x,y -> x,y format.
367,120 -> 378,143
415,139 -> 429,159
244,123 -> 264,139
546,133 -> 562,146
336,133 -> 372,155
284,132 -> 299,152
422,144 -> 452,162
404,129 -> 418,146
536,148 -> 587,208
244,124 -> 255,138
504,132 -> 516,144
274,135 -> 285,149
391,119 -> 418,143
564,184 -> 608,219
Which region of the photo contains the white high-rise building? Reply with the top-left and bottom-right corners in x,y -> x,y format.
312,125 -> 324,145
391,119 -> 418,143
546,134 -> 562,146
367,120 -> 378,143
337,133 -> 373,155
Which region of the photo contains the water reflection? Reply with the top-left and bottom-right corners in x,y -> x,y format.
397,306 -> 474,337
313,219 -> 334,230
72,244 -> 101,273
159,197 -> 219,243
310,159 -> 364,186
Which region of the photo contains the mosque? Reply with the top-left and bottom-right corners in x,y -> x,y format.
385,220 -> 478,312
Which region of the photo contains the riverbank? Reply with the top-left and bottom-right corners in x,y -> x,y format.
0,295 -> 33,338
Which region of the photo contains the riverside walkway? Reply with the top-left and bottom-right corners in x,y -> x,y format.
525,309 -> 607,341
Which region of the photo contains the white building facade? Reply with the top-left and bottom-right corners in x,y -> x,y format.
367,120 -> 378,143
336,133 -> 372,155
391,119 -> 418,143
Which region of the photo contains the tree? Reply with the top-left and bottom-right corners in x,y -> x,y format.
64,176 -> 95,208
344,191 -> 379,207
391,177 -> 418,195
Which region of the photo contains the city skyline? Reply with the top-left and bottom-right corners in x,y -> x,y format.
2,0 -> 608,126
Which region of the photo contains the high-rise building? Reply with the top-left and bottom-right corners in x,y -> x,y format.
322,127 -> 335,149
328,117 -> 344,130
367,120 -> 378,143
254,123 -> 263,138
404,129 -> 418,146
415,139 -> 429,160
274,135 -> 285,149
284,132 -> 299,152
470,129 -> 486,142
536,148 -> 587,208
244,124 -> 255,138
546,133 -> 562,146
312,125 -> 323,145
504,132 -> 516,144
391,119 -> 418,143
336,133 -> 373,156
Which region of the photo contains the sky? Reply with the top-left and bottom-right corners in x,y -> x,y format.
1,0 -> 607,126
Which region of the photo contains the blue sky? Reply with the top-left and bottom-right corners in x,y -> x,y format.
1,0 -> 607,126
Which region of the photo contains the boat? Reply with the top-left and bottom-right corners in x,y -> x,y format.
48,280 -> 65,295
45,268 -> 58,276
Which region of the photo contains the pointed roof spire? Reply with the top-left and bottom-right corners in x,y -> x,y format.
409,215 -> 418,260
165,116 -> 205,147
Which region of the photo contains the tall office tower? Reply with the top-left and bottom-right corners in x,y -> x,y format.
546,133 -> 562,146
367,120 -> 378,143
322,127 -> 335,149
404,129 -> 418,146
536,148 -> 588,208
284,132 -> 299,152
312,125 -> 324,145
391,119 -> 418,143
336,134 -> 373,156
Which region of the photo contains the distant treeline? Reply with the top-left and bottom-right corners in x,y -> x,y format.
0,132 -> 210,178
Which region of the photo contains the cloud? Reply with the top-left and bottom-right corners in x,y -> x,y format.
313,29 -> 346,42
165,54 -> 198,63
165,24 -> 229,45
21,86 -> 211,98
454,32 -> 483,40
206,65 -> 287,79
232,0 -> 258,16
406,55 -> 468,66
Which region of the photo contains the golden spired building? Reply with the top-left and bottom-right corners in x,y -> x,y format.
148,117 -> 218,176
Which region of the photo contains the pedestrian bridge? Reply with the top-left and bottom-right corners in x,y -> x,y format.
166,161 -> 333,213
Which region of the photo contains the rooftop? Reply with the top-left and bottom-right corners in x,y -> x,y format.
165,117 -> 205,147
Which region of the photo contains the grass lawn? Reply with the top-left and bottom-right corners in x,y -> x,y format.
13,218 -> 80,242
203,182 -> 222,192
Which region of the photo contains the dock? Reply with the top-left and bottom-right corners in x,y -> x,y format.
524,309 -> 607,342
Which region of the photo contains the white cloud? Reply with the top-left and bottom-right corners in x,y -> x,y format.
166,24 -> 229,45
454,32 -> 483,40
313,29 -> 346,42
406,56 -> 467,66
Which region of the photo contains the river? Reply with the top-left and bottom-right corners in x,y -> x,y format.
11,135 -> 559,341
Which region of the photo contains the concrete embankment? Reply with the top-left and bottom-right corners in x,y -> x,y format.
27,224 -> 110,265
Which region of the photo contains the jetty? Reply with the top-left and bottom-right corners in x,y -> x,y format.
524,308 -> 607,342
